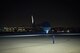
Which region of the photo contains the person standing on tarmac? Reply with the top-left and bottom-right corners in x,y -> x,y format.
52,35 -> 55,44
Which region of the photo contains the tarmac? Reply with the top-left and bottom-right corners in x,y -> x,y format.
0,35 -> 80,53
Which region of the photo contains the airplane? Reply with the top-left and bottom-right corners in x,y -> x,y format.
0,16 -> 80,44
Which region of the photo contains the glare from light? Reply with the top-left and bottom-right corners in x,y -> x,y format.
45,30 -> 49,34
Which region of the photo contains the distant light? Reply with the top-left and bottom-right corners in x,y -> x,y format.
57,30 -> 64,32
67,30 -> 70,32
52,30 -> 54,32
62,30 -> 64,32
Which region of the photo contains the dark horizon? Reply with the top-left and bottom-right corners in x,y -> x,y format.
1,1 -> 80,27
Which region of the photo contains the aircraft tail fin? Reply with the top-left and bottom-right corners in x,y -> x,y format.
31,16 -> 34,24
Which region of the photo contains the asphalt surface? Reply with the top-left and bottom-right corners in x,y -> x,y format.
0,35 -> 80,53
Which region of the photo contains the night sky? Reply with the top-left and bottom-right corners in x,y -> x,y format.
1,1 -> 80,27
